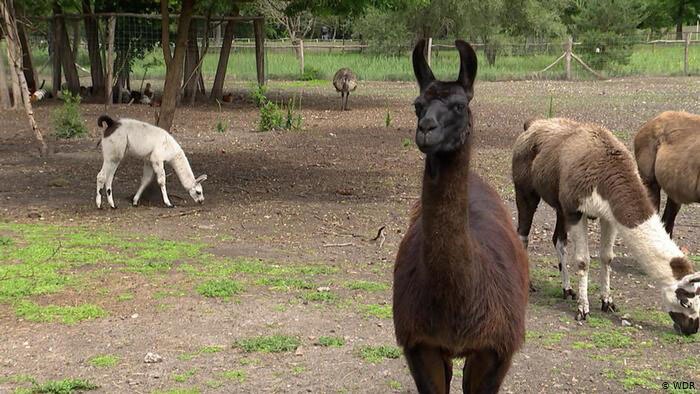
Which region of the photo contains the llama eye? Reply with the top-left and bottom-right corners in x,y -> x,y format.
196,190 -> 202,195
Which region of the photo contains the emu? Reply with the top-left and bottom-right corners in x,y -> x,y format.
95,115 -> 207,209
332,68 -> 357,111
634,111 -> 700,237
513,117 -> 700,335
393,40 -> 529,393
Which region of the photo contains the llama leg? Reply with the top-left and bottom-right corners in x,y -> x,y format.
95,166 -> 106,209
599,218 -> 617,312
554,209 -> 575,299
104,160 -> 120,209
132,163 -> 155,206
645,179 -> 662,212
404,344 -> 451,394
661,198 -> 681,237
463,349 -> 512,394
570,216 -> 590,320
152,160 -> 173,208
515,187 -> 540,249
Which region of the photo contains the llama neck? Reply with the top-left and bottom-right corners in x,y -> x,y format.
420,139 -> 472,274
168,150 -> 197,190
616,214 -> 684,287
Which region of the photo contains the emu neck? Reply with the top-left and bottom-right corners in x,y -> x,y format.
421,139 -> 472,275
168,151 -> 196,190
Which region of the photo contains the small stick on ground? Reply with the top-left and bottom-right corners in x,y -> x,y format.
159,208 -> 204,218
322,242 -> 354,247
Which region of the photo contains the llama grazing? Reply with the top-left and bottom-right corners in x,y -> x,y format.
635,111 -> 700,237
513,117 -> 700,335
332,68 -> 357,111
393,40 -> 529,393
95,115 -> 207,209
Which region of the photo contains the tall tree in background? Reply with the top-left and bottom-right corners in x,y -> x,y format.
211,4 -> 239,100
52,0 -> 80,93
82,0 -> 104,98
158,0 -> 196,131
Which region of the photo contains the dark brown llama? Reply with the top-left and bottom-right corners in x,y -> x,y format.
393,40 -> 529,393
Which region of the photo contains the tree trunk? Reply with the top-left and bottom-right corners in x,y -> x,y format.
0,44 -> 12,109
82,0 -> 104,97
50,16 -> 61,96
7,44 -> 21,107
158,0 -> 195,131
1,0 -> 48,155
71,20 -> 80,59
183,18 -> 199,105
17,24 -> 36,92
53,3 -> 80,94
676,21 -> 684,41
210,15 -> 236,100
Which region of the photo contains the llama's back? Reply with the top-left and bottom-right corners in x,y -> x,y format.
111,119 -> 182,160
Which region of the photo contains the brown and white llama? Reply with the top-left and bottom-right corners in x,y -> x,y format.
393,40 -> 529,393
513,117 -> 700,335
634,111 -> 700,237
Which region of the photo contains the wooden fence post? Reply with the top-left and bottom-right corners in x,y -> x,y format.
684,32 -> 691,75
253,18 -> 265,86
299,39 -> 304,74
565,36 -> 572,80
427,37 -> 432,67
105,15 -> 116,106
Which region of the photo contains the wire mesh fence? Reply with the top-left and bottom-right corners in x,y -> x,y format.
5,12 -> 700,106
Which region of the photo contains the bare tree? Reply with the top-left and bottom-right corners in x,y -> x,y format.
256,0 -> 314,55
1,0 -> 48,155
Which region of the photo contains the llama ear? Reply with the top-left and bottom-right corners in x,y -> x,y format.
455,40 -> 477,96
195,174 -> 208,184
413,39 -> 435,92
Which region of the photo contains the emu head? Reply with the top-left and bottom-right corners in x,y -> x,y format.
663,271 -> 700,335
188,174 -> 208,204
412,39 -> 476,155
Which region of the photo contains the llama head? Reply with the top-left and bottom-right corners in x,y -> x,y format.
662,271 -> 700,335
188,174 -> 208,204
412,39 -> 476,155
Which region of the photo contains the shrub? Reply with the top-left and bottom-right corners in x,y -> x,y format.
250,84 -> 268,107
53,90 -> 87,139
299,67 -> 324,81
258,97 -> 303,132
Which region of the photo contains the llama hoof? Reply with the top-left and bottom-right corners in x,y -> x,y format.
575,310 -> 589,321
601,300 -> 616,313
165,204 -> 175,209
562,288 -> 577,300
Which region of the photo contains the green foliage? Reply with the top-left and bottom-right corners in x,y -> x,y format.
53,91 -> 87,139
590,330 -> 633,349
301,290 -> 337,303
318,336 -> 345,347
547,96 -> 554,118
250,84 -> 268,107
172,369 -> 197,383
358,345 -> 402,363
345,280 -> 389,292
15,301 -> 106,324
87,354 -> 119,367
196,279 -> 243,298
259,97 -> 303,132
620,369 -> 661,390
385,109 -> 392,128
220,370 -> 246,383
353,7 -> 411,55
25,378 -> 98,394
257,277 -> 314,290
363,303 -> 392,318
214,99 -> 229,133
299,66 -> 324,81
237,335 -> 300,353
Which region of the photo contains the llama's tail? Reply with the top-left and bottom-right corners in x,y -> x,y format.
97,115 -> 114,129
523,117 -> 540,131
632,119 -> 661,201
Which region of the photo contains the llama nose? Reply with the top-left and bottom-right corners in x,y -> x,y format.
418,117 -> 438,134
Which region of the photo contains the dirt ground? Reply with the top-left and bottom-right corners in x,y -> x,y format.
1,77 -> 700,393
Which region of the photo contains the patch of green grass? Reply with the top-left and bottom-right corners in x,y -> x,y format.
0,236 -> 13,246
177,345 -> 224,361
620,369 -> 661,390
318,336 -> 345,347
172,369 -> 197,383
363,304 -> 392,319
344,280 -> 389,292
627,308 -> 671,325
237,335 -> 300,353
23,378 -> 98,393
196,279 -> 243,298
0,374 -> 35,385
257,278 -> 314,291
205,380 -> 224,389
220,370 -> 246,383
116,293 -> 134,302
660,331 -> 700,344
291,365 -> 306,375
388,380 -> 403,390
666,388 -> 699,394
87,354 -> 119,367
602,369 -> 617,379
586,316 -> 613,329
301,291 -> 337,303
401,138 -> 413,148
590,330 -> 633,349
572,341 -> 595,350
358,345 -> 402,363
15,301 -> 106,324
542,332 -> 565,346
238,357 -> 258,366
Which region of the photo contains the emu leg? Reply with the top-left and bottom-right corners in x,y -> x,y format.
133,163 -> 155,206
554,209 -> 575,300
463,349 -> 513,394
404,345 -> 451,394
340,92 -> 345,111
599,219 -> 617,312
570,216 -> 591,321
152,160 -> 173,208
661,198 -> 681,238
344,92 -> 350,110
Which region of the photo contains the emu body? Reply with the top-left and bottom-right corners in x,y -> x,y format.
95,115 -> 207,209
332,68 -> 357,111
393,40 -> 528,393
634,111 -> 700,237
513,118 -> 700,334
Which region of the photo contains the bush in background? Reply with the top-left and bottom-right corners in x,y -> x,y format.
53,90 -> 87,139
